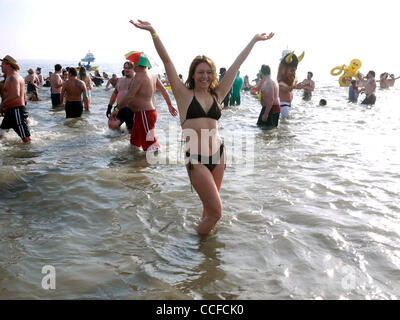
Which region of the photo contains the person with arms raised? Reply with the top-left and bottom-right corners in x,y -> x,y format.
130,19 -> 274,235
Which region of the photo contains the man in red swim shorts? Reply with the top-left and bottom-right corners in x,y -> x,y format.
113,53 -> 177,151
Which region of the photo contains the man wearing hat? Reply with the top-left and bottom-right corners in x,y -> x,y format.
114,53 -> 177,152
0,55 -> 31,143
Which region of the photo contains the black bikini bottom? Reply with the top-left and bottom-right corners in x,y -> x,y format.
186,143 -> 225,172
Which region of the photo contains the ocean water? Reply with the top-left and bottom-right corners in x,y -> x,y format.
0,60 -> 399,300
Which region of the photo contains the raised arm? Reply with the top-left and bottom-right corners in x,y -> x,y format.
129,20 -> 187,104
216,32 -> 274,102
156,77 -> 178,117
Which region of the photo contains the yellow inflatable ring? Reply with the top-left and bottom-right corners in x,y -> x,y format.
330,65 -> 344,76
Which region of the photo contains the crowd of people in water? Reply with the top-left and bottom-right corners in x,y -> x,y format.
0,19 -> 398,235
1,56 -> 397,135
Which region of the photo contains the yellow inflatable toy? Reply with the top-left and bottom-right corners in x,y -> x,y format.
330,59 -> 362,87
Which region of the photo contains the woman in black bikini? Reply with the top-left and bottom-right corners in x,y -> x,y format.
130,19 -> 274,235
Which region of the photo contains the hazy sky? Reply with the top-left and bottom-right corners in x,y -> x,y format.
1,0 -> 399,80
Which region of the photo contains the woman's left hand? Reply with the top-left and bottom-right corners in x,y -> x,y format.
255,32 -> 275,42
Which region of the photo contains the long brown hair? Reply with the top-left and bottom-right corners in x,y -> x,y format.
185,55 -> 219,98
79,67 -> 87,80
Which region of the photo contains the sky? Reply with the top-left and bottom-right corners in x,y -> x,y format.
1,0 -> 399,80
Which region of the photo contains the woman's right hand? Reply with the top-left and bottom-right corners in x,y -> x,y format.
129,19 -> 155,33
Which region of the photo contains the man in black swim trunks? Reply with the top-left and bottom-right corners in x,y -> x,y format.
60,67 -> 89,118
0,55 -> 31,143
257,64 -> 280,129
107,61 -> 135,131
360,70 -> 377,105
50,64 -> 63,107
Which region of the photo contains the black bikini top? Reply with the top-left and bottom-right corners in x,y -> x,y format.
184,93 -> 221,123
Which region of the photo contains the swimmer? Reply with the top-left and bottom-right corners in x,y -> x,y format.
0,55 -> 31,143
278,52 -> 304,119
111,53 -> 178,152
36,67 -> 44,86
257,64 -> 280,129
91,71 -> 104,87
229,71 -> 243,106
360,70 -> 377,105
60,67 -> 89,118
25,68 -> 40,99
243,75 -> 252,91
296,71 -> 315,101
348,80 -> 359,103
378,72 -> 400,88
387,74 -> 400,87
50,64 -> 63,107
105,73 -> 118,89
79,67 -> 93,105
130,18 -> 274,235
107,61 -> 135,131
